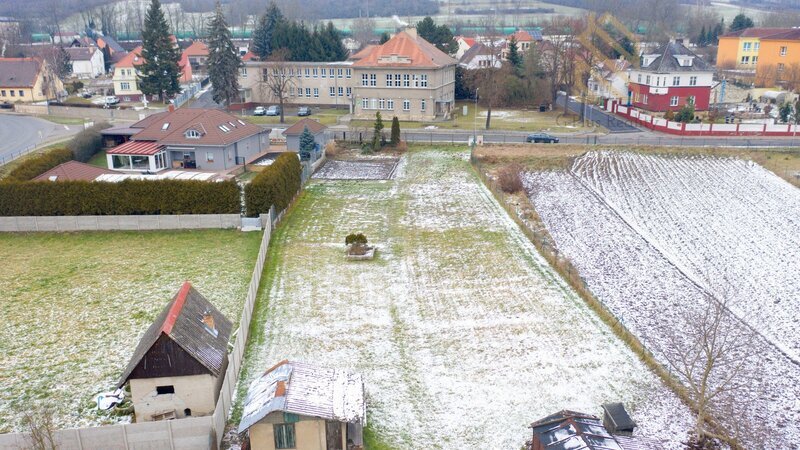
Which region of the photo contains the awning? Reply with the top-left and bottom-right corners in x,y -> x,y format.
107,141 -> 164,155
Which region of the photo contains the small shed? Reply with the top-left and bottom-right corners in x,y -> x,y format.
117,281 -> 232,422
282,118 -> 329,153
239,360 -> 366,450
602,402 -> 637,436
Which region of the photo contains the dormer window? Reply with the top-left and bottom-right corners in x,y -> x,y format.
185,129 -> 202,139
675,55 -> 694,67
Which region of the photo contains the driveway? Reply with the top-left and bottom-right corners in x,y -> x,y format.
557,93 -> 640,133
189,88 -> 224,109
0,114 -> 80,164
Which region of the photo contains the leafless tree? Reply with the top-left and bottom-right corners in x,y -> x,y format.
350,17 -> 376,50
20,406 -> 57,450
98,4 -> 118,38
258,48 -> 296,124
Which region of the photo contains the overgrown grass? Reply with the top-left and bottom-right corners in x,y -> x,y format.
0,230 -> 262,432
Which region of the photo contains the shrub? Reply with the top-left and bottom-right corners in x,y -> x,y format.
496,163 -> 524,193
4,148 -> 73,182
390,116 -> 400,146
664,109 -> 675,121
0,179 -> 240,216
244,152 -> 302,217
69,122 -> 109,163
324,141 -> 338,157
345,233 -> 368,245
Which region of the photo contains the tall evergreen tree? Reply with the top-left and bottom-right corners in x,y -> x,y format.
729,14 -> 754,33
299,126 -> 315,159
390,116 -> 400,146
252,1 -> 284,60
207,1 -> 240,107
372,111 -> 384,151
697,25 -> 707,46
417,16 -> 456,54
139,0 -> 182,103
507,36 -> 523,75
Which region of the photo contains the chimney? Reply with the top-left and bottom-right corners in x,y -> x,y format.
168,104 -> 175,113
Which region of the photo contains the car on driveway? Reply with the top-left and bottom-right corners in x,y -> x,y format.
104,96 -> 119,105
525,132 -> 559,143
297,106 -> 311,116
253,106 -> 266,116
265,105 -> 281,116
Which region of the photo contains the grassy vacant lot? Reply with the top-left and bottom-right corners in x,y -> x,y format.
232,147 -> 690,449
243,108 -> 347,126
0,230 -> 261,432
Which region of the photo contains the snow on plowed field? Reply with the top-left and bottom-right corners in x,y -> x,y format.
312,158 -> 399,180
236,149 -> 691,449
524,153 -> 800,448
572,151 -> 800,360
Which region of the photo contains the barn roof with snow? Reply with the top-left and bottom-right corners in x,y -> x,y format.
238,360 -> 366,433
117,281 -> 232,387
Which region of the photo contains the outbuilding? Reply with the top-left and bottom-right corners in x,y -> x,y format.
238,360 -> 366,450
282,118 -> 329,153
117,281 -> 232,422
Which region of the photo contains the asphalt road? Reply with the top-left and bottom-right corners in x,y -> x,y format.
556,93 -> 640,133
189,88 -> 224,109
0,114 -> 78,164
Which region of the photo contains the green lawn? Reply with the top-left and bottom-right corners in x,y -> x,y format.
231,147 -> 687,448
87,150 -> 108,168
243,108 -> 347,126
0,230 -> 262,432
39,115 -> 87,125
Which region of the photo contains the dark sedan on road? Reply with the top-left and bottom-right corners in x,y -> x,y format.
297,106 -> 311,116
526,132 -> 559,143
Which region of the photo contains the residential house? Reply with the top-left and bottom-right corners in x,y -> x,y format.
66,46 -> 105,78
112,46 -> 145,102
97,34 -> 125,56
628,41 -> 714,112
282,118 -> 329,155
754,29 -> 800,88
459,42 -> 502,70
500,29 -> 541,60
717,28 -> 788,70
105,108 -> 270,172
184,41 -> 209,73
238,28 -> 457,121
0,57 -> 64,102
588,58 -> 631,101
454,36 -> 476,59
526,409 -> 658,450
117,282 -> 232,423
238,360 -> 366,450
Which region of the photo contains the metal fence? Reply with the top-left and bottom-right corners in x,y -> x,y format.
172,83 -> 202,109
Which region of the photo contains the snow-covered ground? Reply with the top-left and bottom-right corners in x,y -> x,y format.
0,230 -> 261,432
312,159 -> 399,180
524,152 -> 800,448
235,149 -> 692,449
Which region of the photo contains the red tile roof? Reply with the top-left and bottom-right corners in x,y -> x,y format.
458,36 -> 476,47
353,30 -> 457,68
130,108 -> 265,146
33,161 -> 116,182
242,50 -> 256,61
508,30 -> 533,42
283,118 -> 327,136
184,41 -> 209,56
115,46 -> 144,68
107,140 -> 164,155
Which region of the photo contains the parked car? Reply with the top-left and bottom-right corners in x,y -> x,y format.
265,105 -> 281,116
0,101 -> 12,109
525,132 -> 559,143
81,92 -> 92,99
297,106 -> 311,116
104,96 -> 119,105
253,106 -> 266,116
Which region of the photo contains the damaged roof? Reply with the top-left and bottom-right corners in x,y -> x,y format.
238,360 -> 366,432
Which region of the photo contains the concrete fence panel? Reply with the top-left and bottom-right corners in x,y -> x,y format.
739,123 -> 765,133
0,214 -> 242,233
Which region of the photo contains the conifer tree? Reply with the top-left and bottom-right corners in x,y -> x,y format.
372,111 -> 384,151
207,1 -> 241,106
507,36 -> 523,75
299,126 -> 316,159
252,1 -> 284,60
380,32 -> 391,44
139,0 -> 182,103
390,116 -> 400,146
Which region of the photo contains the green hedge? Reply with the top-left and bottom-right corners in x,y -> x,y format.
4,148 -> 74,182
0,179 -> 241,216
244,153 -> 302,217
69,123 -> 109,163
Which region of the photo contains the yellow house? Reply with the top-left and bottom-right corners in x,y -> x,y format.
717,28 -> 800,87
239,360 -> 366,450
756,29 -> 800,88
0,57 -> 64,102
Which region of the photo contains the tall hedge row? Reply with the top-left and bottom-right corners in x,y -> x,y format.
4,148 -> 73,182
244,153 -> 302,217
0,179 -> 241,216
69,122 -> 109,163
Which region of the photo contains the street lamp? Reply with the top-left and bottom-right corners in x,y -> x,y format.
473,87 -> 479,147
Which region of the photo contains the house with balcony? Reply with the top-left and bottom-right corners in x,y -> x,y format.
627,41 -> 714,112
105,108 -> 269,172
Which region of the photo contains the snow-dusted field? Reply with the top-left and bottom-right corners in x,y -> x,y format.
312,158 -> 399,180
0,230 -> 261,432
524,151 -> 800,448
235,149 -> 692,449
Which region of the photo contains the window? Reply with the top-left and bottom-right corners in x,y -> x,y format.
394,74 -> 401,87
156,385 -> 175,395
312,68 -> 318,78
672,76 -> 680,86
320,68 -> 326,77
240,67 -> 247,78
288,68 -> 294,77
121,82 -> 131,90
185,129 -> 201,138
421,99 -> 426,111
689,76 -> 697,86
346,68 -> 351,78
206,152 -> 215,162
670,96 -> 679,106
361,98 -> 368,109
741,56 -> 750,64
386,74 -> 393,87
313,88 -> 319,98
273,424 -> 296,449
305,88 -> 311,97
780,46 -> 788,56
304,68 -> 310,77
379,98 -> 385,109
362,73 -> 369,86
184,409 -> 192,417
370,73 -> 377,86
403,74 -> 410,87
420,74 -> 428,87
743,42 -> 751,51
387,99 -> 394,109
755,42 -> 760,51
338,87 -> 344,97
330,87 -> 335,97
753,56 -> 759,64
637,73 -> 641,83
337,68 -> 343,78
645,75 -> 651,85
289,86 -> 295,96
161,122 -> 170,130
1,90 -> 5,96
370,98 -> 377,109
778,63 -> 785,71
642,94 -> 648,104
403,99 -> 410,111
346,87 -> 352,97
687,96 -> 695,105
412,74 -> 418,87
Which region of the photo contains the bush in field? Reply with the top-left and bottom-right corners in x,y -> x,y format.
497,163 -> 524,193
4,148 -> 73,182
69,122 -> 109,163
345,233 -> 367,245
244,152 -> 302,217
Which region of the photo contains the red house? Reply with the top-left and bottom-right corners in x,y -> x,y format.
628,41 -> 714,112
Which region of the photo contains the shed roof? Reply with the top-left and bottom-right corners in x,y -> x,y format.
33,160 -> 116,182
282,118 -> 327,136
117,282 -> 232,387
238,360 -> 365,432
